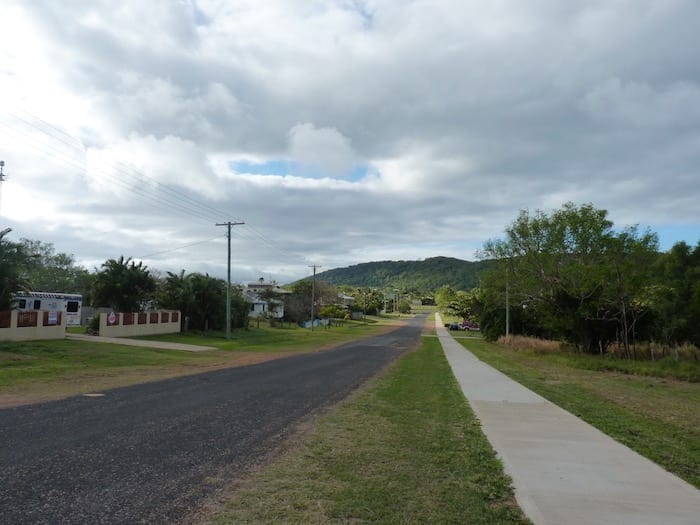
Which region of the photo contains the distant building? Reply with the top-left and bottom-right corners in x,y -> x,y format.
337,293 -> 355,308
244,281 -> 292,295
242,281 -> 288,319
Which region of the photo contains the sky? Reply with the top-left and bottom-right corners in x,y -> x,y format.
1,0 -> 699,285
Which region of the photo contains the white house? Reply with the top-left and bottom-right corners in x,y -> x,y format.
242,281 -> 288,319
337,293 -> 355,308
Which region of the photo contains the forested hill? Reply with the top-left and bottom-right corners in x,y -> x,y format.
313,256 -> 492,292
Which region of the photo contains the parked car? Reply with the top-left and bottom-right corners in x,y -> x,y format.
447,321 -> 480,331
459,321 -> 480,331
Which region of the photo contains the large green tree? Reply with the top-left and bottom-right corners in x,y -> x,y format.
652,241 -> 700,346
435,285 -> 457,313
18,239 -> 94,298
351,287 -> 384,316
285,280 -> 339,322
480,203 -> 658,354
0,232 -> 32,310
157,270 -> 194,315
156,271 -> 248,331
447,290 -> 478,321
188,273 -> 226,331
92,256 -> 156,312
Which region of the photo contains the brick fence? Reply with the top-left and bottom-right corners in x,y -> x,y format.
0,310 -> 66,341
99,311 -> 181,337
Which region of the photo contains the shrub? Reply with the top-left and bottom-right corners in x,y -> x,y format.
87,315 -> 100,334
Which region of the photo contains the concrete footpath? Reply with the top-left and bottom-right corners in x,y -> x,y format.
435,314 -> 700,525
66,333 -> 216,352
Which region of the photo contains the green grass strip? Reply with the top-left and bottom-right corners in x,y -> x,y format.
207,336 -> 530,524
0,322 -> 388,388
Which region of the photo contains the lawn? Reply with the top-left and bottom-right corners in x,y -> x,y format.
458,338 -> 700,488
139,316 -> 396,352
203,335 -> 530,524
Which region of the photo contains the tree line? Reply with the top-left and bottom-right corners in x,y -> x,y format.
439,203 -> 700,356
0,235 -> 409,332
315,256 -> 490,293
9,201 -> 692,351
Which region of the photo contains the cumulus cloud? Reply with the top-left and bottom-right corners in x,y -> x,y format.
1,0 -> 699,283
287,123 -> 358,178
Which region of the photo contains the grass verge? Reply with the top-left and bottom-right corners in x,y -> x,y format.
139,317 -> 394,352
459,338 -> 700,488
0,320 -> 394,405
203,336 -> 530,524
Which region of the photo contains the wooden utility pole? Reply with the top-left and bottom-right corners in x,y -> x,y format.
0,161 -> 7,218
216,221 -> 244,339
309,264 -> 321,331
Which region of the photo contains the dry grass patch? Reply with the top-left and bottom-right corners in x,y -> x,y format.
497,335 -> 561,353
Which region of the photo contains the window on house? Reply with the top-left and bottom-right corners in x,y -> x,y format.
33,300 -> 41,309
66,301 -> 80,313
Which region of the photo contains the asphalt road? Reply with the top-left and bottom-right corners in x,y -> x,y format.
0,315 -> 424,524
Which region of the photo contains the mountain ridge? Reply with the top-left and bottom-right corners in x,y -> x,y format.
310,256 -> 492,292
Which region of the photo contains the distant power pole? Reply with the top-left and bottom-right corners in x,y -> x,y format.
309,264 -> 321,331
216,221 -> 244,339
505,268 -> 510,337
0,160 -> 7,218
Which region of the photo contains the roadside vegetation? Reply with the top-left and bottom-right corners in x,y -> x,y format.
459,336 -> 700,488
498,334 -> 700,382
141,316 -> 395,351
203,336 -> 530,525
0,236 -> 413,339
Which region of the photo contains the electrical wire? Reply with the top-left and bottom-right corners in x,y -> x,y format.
3,112 -> 233,222
137,234 -> 226,259
0,109 -> 311,270
0,116 -> 223,223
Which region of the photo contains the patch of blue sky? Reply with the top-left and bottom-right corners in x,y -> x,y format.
230,160 -> 296,176
191,0 -> 211,26
294,163 -> 370,181
347,164 -> 369,182
344,0 -> 374,30
231,159 -> 370,181
654,224 -> 700,251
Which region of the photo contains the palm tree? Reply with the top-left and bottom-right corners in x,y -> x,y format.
92,256 -> 156,312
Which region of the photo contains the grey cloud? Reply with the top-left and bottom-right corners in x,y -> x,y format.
3,0 -> 699,282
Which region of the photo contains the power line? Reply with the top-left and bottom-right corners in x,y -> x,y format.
0,110 -> 316,272
0,112 -> 235,224
137,234 -> 226,259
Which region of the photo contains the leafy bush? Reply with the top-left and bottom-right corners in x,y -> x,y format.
87,315 -> 100,333
318,304 -> 346,319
